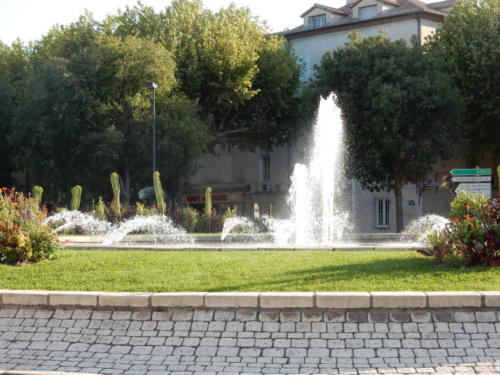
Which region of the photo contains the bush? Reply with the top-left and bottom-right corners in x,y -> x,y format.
194,213 -> 209,233
450,191 -> 488,221
181,206 -> 199,232
135,202 -> 157,217
427,192 -> 500,267
0,188 -> 60,264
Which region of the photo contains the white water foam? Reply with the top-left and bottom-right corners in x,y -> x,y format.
101,215 -> 193,246
402,214 -> 449,244
44,211 -> 111,234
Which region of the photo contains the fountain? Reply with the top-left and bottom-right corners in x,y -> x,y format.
222,94 -> 350,246
44,211 -> 111,234
220,217 -> 259,241
101,215 -> 193,246
402,214 -> 449,244
57,94 -> 432,251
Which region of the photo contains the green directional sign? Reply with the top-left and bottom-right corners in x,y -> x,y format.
450,168 -> 491,176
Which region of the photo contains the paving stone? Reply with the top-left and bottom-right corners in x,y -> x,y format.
2,306 -> 500,374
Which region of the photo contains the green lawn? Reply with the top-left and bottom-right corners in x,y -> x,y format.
0,250 -> 498,292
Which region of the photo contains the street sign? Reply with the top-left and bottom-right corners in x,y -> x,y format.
450,168 -> 491,176
453,183 -> 492,198
451,176 -> 492,183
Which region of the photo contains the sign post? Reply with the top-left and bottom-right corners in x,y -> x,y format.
450,168 -> 492,198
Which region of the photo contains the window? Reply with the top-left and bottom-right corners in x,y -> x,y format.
358,5 -> 378,19
262,155 -> 271,181
375,198 -> 390,228
300,55 -> 312,81
309,14 -> 326,29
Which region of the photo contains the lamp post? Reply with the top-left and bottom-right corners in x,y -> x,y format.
144,82 -> 158,176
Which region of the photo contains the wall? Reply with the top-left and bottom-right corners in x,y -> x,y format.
419,18 -> 441,43
291,18 -> 419,81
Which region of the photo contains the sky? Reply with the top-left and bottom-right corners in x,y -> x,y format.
0,0 -> 349,45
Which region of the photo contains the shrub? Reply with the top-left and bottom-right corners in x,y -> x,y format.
32,186 -> 43,205
194,214 -> 209,233
153,172 -> 167,215
181,206 -> 199,232
427,192 -> 500,267
450,191 -> 488,221
110,172 -> 121,221
95,197 -> 107,221
0,188 -> 59,264
135,202 -> 157,216
70,185 -> 83,211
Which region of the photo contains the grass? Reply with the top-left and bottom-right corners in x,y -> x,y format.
0,250 -> 498,292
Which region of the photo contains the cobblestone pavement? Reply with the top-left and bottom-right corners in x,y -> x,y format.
1,307 -> 500,375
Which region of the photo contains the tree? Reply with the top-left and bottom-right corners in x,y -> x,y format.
10,16 -> 180,202
106,0 -> 304,149
0,41 -> 31,187
316,34 -> 464,232
428,0 -> 500,161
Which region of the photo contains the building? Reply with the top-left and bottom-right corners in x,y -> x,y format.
183,0 -> 462,232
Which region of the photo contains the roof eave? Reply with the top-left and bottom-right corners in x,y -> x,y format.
284,11 -> 444,39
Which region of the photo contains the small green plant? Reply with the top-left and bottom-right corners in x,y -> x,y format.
70,185 -> 83,211
497,164 -> 500,191
205,187 -> 212,216
110,172 -> 121,221
136,202 -> 146,216
153,171 -> 167,215
32,186 -> 43,205
181,206 -> 199,232
194,213 -> 209,233
205,187 -> 213,232
450,191 -> 488,221
223,207 -> 236,221
95,197 -> 107,221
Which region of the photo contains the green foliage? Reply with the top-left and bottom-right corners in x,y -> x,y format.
135,202 -> 157,216
107,0 -> 304,149
181,206 -> 199,232
1,1 -> 304,198
70,185 -> 83,211
110,172 -> 121,221
450,191 -> 489,221
194,213 -> 209,233
95,197 -> 107,221
204,187 -> 212,216
497,164 -> 500,189
223,207 -> 236,221
427,0 -> 500,159
0,188 -> 59,264
153,171 -> 167,215
32,186 -> 43,204
316,33 -> 464,231
8,18 -> 177,201
427,194 -> 500,267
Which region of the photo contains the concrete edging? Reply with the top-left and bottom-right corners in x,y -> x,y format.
0,290 -> 499,309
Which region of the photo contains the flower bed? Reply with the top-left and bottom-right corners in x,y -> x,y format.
428,192 -> 500,267
0,188 -> 60,264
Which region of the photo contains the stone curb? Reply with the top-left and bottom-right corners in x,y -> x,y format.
0,290 -> 499,309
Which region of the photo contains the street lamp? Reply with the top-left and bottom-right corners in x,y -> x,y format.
144,82 -> 158,176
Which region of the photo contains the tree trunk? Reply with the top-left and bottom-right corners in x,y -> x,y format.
394,180 -> 404,233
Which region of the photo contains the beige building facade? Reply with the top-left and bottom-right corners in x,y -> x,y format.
182,0 -> 489,233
